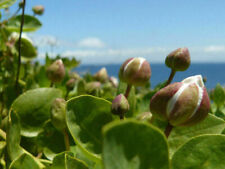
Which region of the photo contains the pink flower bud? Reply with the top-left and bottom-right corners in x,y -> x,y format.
94,67 -> 108,83
47,59 -> 65,83
165,48 -> 191,71
119,57 -> 151,86
111,94 -> 129,115
150,75 -> 210,126
85,81 -> 101,94
66,78 -> 76,91
32,5 -> 44,15
109,76 -> 118,88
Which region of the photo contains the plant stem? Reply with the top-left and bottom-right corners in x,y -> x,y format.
65,90 -> 69,100
15,0 -> 26,93
165,69 -> 176,86
119,113 -> 124,120
164,123 -> 173,138
124,84 -> 132,98
63,129 -> 70,151
50,82 -> 54,87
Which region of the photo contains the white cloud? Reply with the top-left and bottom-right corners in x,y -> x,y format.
33,35 -> 225,64
203,45 -> 225,53
77,37 -> 105,48
61,47 -> 169,64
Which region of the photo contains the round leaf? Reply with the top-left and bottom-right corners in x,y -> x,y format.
15,38 -> 37,59
66,95 -> 115,162
172,135 -> 225,169
11,88 -> 62,137
168,114 -> 225,156
102,120 -> 170,169
7,15 -> 42,32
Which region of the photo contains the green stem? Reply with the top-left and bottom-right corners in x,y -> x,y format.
50,82 -> 54,87
15,0 -> 26,94
164,123 -> 173,138
65,90 -> 69,100
63,129 -> 70,151
124,84 -> 132,98
165,69 -> 176,86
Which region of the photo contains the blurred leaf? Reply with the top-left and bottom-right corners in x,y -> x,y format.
102,120 -> 169,169
172,135 -> 225,169
62,57 -> 80,70
50,152 -> 89,169
7,111 -> 24,161
7,15 -> 42,32
0,0 -> 16,9
168,114 -> 225,156
11,88 -> 62,137
212,84 -> 225,108
117,81 -> 136,117
66,95 -> 116,162
15,38 -> 37,59
9,153 -> 43,169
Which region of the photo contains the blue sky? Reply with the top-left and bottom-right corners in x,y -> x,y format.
8,0 -> 225,64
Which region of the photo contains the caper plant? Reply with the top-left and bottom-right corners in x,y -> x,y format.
0,1 -> 224,169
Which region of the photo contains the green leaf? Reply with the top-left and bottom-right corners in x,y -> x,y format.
66,95 -> 115,162
15,38 -> 37,59
11,88 -> 62,137
51,152 -> 89,169
9,153 -> 43,169
7,111 -> 44,168
117,81 -> 136,117
102,120 -> 170,169
212,83 -> 225,108
0,0 -> 16,9
172,134 -> 225,169
37,121 -> 66,160
7,111 -> 24,160
168,114 -> 225,156
7,15 -> 42,32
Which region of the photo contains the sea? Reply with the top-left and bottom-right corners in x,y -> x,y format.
74,63 -> 225,89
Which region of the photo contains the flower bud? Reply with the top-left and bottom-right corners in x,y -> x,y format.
150,75 -> 210,126
47,59 -> 65,83
50,98 -> 66,131
94,67 -> 108,83
85,81 -> 101,94
119,57 -> 151,86
111,94 -> 129,115
32,5 -> 44,15
69,72 -> 80,80
66,78 -> 76,91
165,47 -> 191,71
109,76 -> 118,88
19,1 -> 24,8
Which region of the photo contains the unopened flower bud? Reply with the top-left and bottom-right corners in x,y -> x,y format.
109,76 -> 118,88
69,72 -> 80,80
111,94 -> 129,115
94,67 -> 108,83
119,57 -> 151,86
19,1 -> 24,8
150,75 -> 210,126
50,98 -> 66,131
165,47 -> 191,71
85,81 -> 101,94
66,78 -> 76,91
32,5 -> 44,15
47,59 -> 65,83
